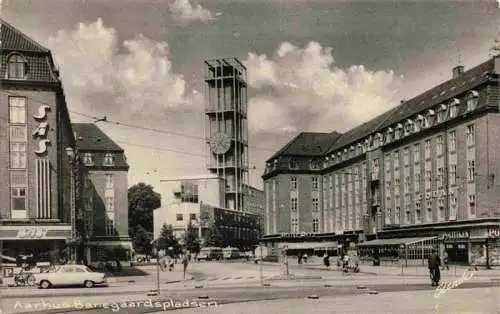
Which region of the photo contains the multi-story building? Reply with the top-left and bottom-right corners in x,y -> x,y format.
153,175 -> 263,250
72,123 -> 133,265
262,56 -> 500,265
0,19 -> 75,262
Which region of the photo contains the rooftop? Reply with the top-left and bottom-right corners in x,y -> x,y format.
72,123 -> 124,152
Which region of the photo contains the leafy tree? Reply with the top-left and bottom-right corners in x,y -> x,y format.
157,224 -> 180,255
204,224 -> 224,247
132,225 -> 153,255
128,183 -> 161,253
184,222 -> 201,254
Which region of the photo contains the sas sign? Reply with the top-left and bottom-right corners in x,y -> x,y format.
17,227 -> 49,239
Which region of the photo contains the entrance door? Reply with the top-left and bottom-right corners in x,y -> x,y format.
445,243 -> 469,264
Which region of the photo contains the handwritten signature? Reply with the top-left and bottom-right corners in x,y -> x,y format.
433,270 -> 476,299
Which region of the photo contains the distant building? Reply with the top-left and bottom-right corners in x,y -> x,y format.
72,123 -> 133,265
262,57 -> 500,266
153,175 -> 263,250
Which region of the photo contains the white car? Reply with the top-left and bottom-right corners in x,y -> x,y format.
35,265 -> 106,289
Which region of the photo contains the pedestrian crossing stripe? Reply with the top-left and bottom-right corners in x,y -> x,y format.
195,276 -> 263,282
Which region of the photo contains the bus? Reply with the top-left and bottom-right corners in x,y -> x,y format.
197,247 -> 223,261
223,247 -> 241,259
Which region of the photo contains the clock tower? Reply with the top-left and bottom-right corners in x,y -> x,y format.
204,58 -> 249,211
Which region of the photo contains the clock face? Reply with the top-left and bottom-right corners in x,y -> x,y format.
209,132 -> 232,155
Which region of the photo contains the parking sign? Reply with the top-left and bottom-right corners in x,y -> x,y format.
3,267 -> 14,278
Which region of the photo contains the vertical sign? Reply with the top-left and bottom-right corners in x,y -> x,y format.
33,105 -> 51,155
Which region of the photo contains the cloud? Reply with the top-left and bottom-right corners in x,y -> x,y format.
168,0 -> 214,23
244,41 -> 402,134
47,18 -> 200,113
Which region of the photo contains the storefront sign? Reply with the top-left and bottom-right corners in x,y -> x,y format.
487,228 -> 500,238
32,105 -> 51,155
17,227 -> 49,239
442,231 -> 469,240
280,232 -> 314,238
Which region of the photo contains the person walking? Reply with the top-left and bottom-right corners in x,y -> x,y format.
428,249 -> 441,286
182,254 -> 189,280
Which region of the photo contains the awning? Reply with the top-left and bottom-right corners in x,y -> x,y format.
279,241 -> 338,250
358,236 -> 437,247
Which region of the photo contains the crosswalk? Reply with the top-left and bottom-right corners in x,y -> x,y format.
193,275 -> 269,282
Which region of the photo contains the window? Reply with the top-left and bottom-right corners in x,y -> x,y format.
425,110 -> 435,128
10,142 -> 27,169
312,198 -> 319,212
424,140 -> 431,159
289,159 -> 297,169
415,201 -> 422,223
7,54 -> 27,79
11,187 -> 27,211
385,208 -> 391,224
450,102 -> 458,118
467,160 -> 475,181
425,171 -> 432,190
466,91 -> 479,111
413,144 -> 420,163
83,153 -> 94,166
404,176 -> 410,194
403,148 -> 409,166
449,196 -> 457,220
105,174 -> 114,189
448,131 -> 456,152
436,136 -> 443,156
404,120 -> 413,135
176,214 -> 183,221
426,201 -> 432,221
312,177 -> 319,190
103,153 -> 114,166
414,173 -> 421,193
438,198 -> 445,221
405,210 -> 410,224
290,176 -> 297,190
105,196 -> 114,212
312,218 -> 319,232
437,105 -> 447,123
449,164 -> 457,185
466,125 -> 475,146
190,213 -> 197,221
291,197 -> 298,212
393,151 -> 399,170
9,97 -> 27,123
437,168 -> 444,188
291,218 -> 299,233
395,206 -> 400,224
468,194 -> 476,216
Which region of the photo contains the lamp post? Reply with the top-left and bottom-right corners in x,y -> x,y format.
65,147 -> 77,264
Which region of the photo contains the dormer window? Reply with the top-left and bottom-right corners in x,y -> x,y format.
374,133 -> 383,148
425,109 -> 435,128
415,115 -> 424,132
337,151 -> 342,161
449,98 -> 460,118
385,128 -> 393,143
404,119 -> 413,135
437,104 -> 447,123
310,159 -> 320,170
357,143 -> 363,154
103,153 -> 114,166
83,153 -> 94,166
7,54 -> 28,79
289,159 -> 298,169
466,91 -> 479,112
395,123 -> 403,139
350,145 -> 355,156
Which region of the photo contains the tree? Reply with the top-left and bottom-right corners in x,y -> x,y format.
128,183 -> 161,253
204,224 -> 224,247
184,222 -> 200,254
157,224 -> 180,255
132,225 -> 153,255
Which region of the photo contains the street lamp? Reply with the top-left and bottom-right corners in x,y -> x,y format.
65,147 -> 77,264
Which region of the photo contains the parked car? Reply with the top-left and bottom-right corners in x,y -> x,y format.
34,265 -> 106,289
197,247 -> 223,261
223,247 -> 242,259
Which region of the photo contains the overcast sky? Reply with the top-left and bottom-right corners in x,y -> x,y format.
1,0 -> 499,195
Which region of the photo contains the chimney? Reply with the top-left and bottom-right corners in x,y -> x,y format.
452,65 -> 464,79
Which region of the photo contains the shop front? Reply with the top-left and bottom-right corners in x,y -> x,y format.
440,231 -> 470,265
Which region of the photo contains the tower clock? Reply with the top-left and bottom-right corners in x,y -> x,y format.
204,58 -> 249,211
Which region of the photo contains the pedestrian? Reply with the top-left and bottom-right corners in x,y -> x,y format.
323,253 -> 330,268
297,252 -> 302,265
428,249 -> 441,286
182,254 -> 189,280
442,251 -> 449,270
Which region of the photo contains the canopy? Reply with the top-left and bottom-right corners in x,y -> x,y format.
280,241 -> 338,250
357,236 -> 437,247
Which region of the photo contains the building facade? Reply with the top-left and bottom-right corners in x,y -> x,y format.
0,19 -> 75,263
72,124 -> 132,265
262,57 -> 500,265
153,175 -> 263,250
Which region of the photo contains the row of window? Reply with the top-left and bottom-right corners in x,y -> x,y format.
83,153 -> 116,167
176,213 -> 198,221
290,218 -> 320,233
